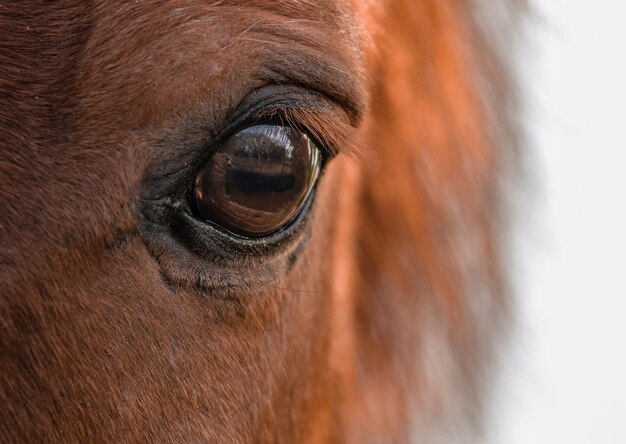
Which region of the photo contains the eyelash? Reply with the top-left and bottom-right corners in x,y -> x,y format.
235,105 -> 337,158
142,86 -> 350,208
177,105 -> 333,196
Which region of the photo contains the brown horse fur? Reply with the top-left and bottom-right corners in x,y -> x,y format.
0,1 -> 521,442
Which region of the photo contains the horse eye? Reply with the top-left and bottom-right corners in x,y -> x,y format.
191,124 -> 322,237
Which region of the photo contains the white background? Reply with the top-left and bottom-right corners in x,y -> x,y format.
489,1 -> 626,443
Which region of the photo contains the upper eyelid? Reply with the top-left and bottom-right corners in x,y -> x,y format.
204,87 -> 354,164
142,85 -> 356,198
250,104 -> 346,157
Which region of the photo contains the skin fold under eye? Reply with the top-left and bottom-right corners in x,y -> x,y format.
191,124 -> 322,238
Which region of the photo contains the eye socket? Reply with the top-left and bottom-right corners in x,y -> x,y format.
191,124 -> 322,238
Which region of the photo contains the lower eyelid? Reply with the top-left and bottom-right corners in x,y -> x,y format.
138,190 -> 317,295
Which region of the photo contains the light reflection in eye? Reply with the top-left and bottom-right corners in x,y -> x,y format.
192,124 -> 321,237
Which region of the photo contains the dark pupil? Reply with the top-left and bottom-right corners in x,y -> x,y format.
193,124 -> 321,237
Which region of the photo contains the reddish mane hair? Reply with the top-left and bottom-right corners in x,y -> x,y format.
0,1 -> 520,441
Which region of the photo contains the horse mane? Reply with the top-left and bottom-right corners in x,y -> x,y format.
330,0 -> 523,441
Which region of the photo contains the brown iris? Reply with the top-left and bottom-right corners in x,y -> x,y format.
192,124 -> 322,237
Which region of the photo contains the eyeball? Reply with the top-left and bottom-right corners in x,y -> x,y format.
191,124 -> 322,237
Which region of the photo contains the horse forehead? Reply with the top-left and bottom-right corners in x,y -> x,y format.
86,0 -> 357,38
63,0 -> 362,125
